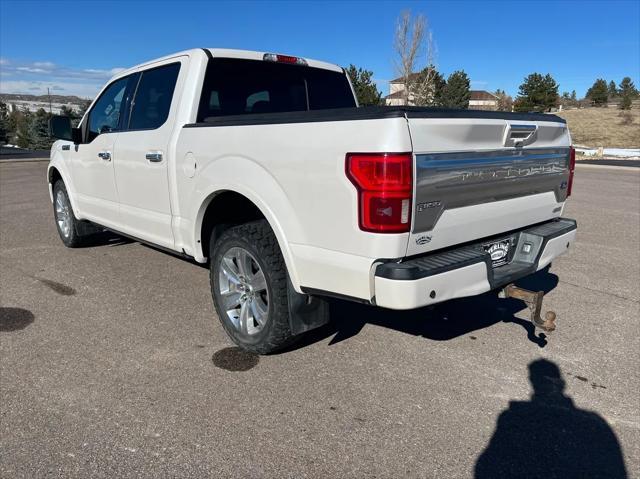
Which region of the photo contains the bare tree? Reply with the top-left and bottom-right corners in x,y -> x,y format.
394,10 -> 438,106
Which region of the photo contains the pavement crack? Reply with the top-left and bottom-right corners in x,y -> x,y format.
558,279 -> 638,303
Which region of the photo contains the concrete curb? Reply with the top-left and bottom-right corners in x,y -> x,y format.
576,163 -> 639,172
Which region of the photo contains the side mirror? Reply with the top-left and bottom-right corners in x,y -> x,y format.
49,116 -> 82,143
49,115 -> 72,141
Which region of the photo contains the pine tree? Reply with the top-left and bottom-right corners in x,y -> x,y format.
0,102 -> 8,145
514,73 -> 559,112
586,79 -> 608,106
430,69 -> 446,106
618,77 -> 638,110
441,70 -> 471,109
16,109 -> 35,149
345,65 -> 383,106
608,80 -> 618,98
570,90 -> 577,102
31,108 -> 52,149
59,105 -> 76,118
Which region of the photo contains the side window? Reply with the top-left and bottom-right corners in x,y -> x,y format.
129,63 -> 181,130
87,77 -> 128,141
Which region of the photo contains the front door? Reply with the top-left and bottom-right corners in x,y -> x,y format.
71,75 -> 131,228
114,60 -> 184,249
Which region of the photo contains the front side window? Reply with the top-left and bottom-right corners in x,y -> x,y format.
129,63 -> 181,130
87,76 -> 128,141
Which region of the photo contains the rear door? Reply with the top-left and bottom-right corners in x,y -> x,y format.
113,59 -> 185,249
406,115 -> 571,256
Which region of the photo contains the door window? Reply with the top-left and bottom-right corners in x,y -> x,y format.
129,63 -> 181,130
87,76 -> 129,141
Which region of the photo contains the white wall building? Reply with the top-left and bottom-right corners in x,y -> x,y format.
384,75 -> 498,110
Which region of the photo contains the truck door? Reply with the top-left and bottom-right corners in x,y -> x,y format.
70,75 -> 133,228
113,59 -> 185,249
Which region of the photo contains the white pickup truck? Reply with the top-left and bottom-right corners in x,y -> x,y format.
48,48 -> 577,353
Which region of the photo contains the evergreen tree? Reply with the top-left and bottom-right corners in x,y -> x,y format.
514,73 -> 559,112
571,90 -> 577,102
31,108 -> 53,149
16,109 -> 35,149
608,80 -> 618,97
441,70 -> 470,109
0,102 -> 8,145
345,65 -> 383,106
59,105 -> 76,118
618,77 -> 638,110
586,79 -> 608,106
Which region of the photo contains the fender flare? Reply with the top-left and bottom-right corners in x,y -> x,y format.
191,157 -> 305,292
47,151 -> 82,219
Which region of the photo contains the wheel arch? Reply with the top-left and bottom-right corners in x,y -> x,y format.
194,188 -> 303,292
47,161 -> 81,218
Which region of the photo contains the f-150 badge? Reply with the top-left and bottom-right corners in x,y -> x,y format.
416,201 -> 442,213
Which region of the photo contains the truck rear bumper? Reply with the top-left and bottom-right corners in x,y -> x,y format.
373,218 -> 577,310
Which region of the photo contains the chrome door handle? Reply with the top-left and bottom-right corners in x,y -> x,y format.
145,152 -> 163,163
98,151 -> 111,161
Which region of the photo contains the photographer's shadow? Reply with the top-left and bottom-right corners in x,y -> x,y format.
308,266 -> 560,348
475,359 -> 627,478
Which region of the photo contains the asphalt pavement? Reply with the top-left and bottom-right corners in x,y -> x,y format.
1,161 -> 639,478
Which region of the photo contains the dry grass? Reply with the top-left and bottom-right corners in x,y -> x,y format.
555,107 -> 640,148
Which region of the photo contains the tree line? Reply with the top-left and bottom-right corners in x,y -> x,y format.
347,64 -> 638,113
346,11 -> 638,113
0,102 -> 88,149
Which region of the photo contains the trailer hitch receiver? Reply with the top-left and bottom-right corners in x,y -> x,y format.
499,284 -> 557,332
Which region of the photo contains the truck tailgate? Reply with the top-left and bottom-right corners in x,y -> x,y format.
406,115 -> 571,256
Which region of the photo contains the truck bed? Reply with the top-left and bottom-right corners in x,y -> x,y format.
184,106 -> 565,128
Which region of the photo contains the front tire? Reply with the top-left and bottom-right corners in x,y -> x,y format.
52,180 -> 93,248
209,220 -> 295,354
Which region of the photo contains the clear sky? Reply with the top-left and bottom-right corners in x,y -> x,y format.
1,0 -> 638,99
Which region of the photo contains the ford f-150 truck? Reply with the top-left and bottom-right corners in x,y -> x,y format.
48,48 -> 577,353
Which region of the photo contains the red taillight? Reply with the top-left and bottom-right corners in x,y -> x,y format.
568,146 -> 576,196
346,153 -> 413,233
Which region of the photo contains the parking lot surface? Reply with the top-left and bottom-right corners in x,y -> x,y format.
1,161 -> 639,478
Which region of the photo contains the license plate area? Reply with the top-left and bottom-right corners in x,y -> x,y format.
483,237 -> 515,268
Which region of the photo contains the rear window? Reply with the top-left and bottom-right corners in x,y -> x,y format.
197,58 -> 355,121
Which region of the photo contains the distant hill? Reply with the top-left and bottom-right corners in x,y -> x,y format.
0,93 -> 91,105
556,107 -> 639,148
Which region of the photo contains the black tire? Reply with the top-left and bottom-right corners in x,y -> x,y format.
52,180 -> 95,248
209,220 -> 296,354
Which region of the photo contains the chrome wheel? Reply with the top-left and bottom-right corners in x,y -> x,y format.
55,189 -> 72,239
218,246 -> 269,335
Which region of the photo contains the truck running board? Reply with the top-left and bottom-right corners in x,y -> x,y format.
500,284 -> 557,332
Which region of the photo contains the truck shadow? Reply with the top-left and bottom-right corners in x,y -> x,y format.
291,266 -> 559,351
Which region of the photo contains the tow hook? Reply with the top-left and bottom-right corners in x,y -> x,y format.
499,284 -> 557,332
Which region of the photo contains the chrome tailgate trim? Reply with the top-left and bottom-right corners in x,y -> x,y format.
412,147 -> 571,233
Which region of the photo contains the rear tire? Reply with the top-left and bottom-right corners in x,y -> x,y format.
209,220 -> 296,354
52,180 -> 94,248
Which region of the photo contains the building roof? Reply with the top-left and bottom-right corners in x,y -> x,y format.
384,90 -> 406,100
470,90 -> 498,101
390,73 -> 421,83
